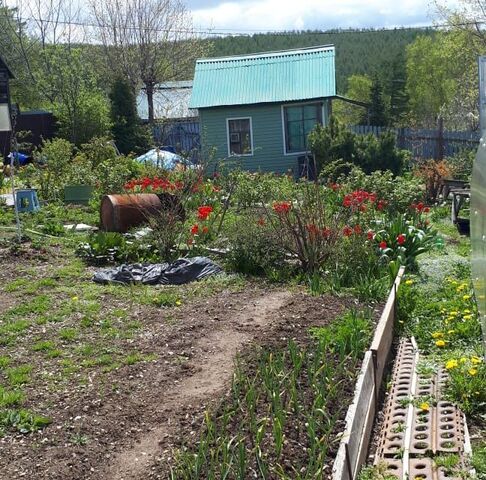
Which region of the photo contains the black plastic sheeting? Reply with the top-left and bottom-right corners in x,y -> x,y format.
93,256 -> 223,285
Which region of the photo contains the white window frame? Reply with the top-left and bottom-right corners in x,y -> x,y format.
226,117 -> 254,157
281,101 -> 325,156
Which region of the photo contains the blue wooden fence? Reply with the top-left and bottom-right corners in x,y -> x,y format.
153,120 -> 200,159
350,125 -> 480,159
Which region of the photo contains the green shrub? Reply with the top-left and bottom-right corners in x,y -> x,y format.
340,167 -> 424,215
308,117 -> 408,175
225,212 -> 286,275
446,149 -> 475,181
32,138 -> 74,201
224,171 -> 297,208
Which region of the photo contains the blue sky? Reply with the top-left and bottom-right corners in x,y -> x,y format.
187,0 -> 443,32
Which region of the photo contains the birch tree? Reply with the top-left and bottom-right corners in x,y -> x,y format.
91,0 -> 207,124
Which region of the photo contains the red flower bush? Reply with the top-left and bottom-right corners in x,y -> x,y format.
367,230 -> 375,241
124,177 -> 184,193
190,224 -> 199,235
343,226 -> 353,237
197,205 -> 213,220
379,241 -> 387,250
273,201 -> 292,215
397,233 -> 406,245
343,190 -> 377,209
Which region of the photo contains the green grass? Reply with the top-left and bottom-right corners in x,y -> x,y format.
1,295 -> 51,318
310,308 -> 373,360
0,356 -> 10,368
5,365 -> 33,386
0,387 -> 24,408
59,328 -> 78,342
472,443 -> 486,478
0,319 -> 31,334
32,340 -> 56,352
4,277 -> 59,294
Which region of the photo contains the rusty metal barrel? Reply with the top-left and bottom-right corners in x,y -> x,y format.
100,194 -> 162,232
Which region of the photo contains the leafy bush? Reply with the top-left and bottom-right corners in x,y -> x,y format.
308,117 -> 408,175
263,182 -> 350,273
76,232 -> 159,265
225,212 -> 286,275
55,90 -> 112,146
339,167 -> 424,215
413,159 -> 452,201
446,149 -> 475,181
225,171 -> 297,209
374,213 -> 438,274
32,138 -> 74,201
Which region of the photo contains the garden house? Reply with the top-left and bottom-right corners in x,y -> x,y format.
189,45 -> 336,175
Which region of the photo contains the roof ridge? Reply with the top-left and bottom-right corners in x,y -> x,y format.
196,44 -> 334,64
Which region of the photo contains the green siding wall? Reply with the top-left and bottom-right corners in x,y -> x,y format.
199,100 -> 330,174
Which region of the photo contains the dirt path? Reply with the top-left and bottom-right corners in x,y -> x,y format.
0,270 -> 353,480
101,291 -> 291,480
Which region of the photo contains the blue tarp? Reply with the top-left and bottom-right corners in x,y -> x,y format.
135,149 -> 194,170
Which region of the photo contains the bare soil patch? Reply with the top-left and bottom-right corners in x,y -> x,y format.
0,249 -> 359,480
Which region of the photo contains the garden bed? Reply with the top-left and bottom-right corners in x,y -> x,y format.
0,244 -> 369,479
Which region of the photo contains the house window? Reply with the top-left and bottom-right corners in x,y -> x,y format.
283,103 -> 322,154
227,118 -> 253,156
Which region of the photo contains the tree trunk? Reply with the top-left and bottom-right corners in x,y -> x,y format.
146,82 -> 155,124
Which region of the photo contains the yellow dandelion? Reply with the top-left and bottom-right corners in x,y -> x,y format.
464,309 -> 471,314
449,311 -> 458,316
463,314 -> 473,321
71,296 -> 79,301
457,285 -> 465,292
405,279 -> 414,285
419,402 -> 430,412
435,340 -> 446,347
175,299 -> 182,306
445,359 -> 458,370
471,356 -> 482,365
431,332 -> 444,339
468,368 -> 478,376
463,294 -> 471,301
447,330 -> 455,335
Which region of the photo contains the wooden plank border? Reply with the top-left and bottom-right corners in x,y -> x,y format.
332,266 -> 406,480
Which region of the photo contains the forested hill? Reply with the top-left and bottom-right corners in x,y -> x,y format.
206,29 -> 436,93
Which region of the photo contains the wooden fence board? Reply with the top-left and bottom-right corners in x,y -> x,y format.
332,267 -> 405,480
342,351 -> 375,475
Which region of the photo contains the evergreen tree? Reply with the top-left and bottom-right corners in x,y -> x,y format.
109,77 -> 151,155
367,77 -> 388,126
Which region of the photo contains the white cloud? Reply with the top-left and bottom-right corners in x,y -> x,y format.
192,0 -> 438,32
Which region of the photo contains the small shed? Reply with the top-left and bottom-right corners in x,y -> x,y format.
189,45 -> 336,174
137,81 -> 200,154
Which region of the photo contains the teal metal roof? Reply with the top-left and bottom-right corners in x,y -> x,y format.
189,45 -> 336,109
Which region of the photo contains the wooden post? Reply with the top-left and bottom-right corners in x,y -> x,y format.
437,117 -> 444,161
